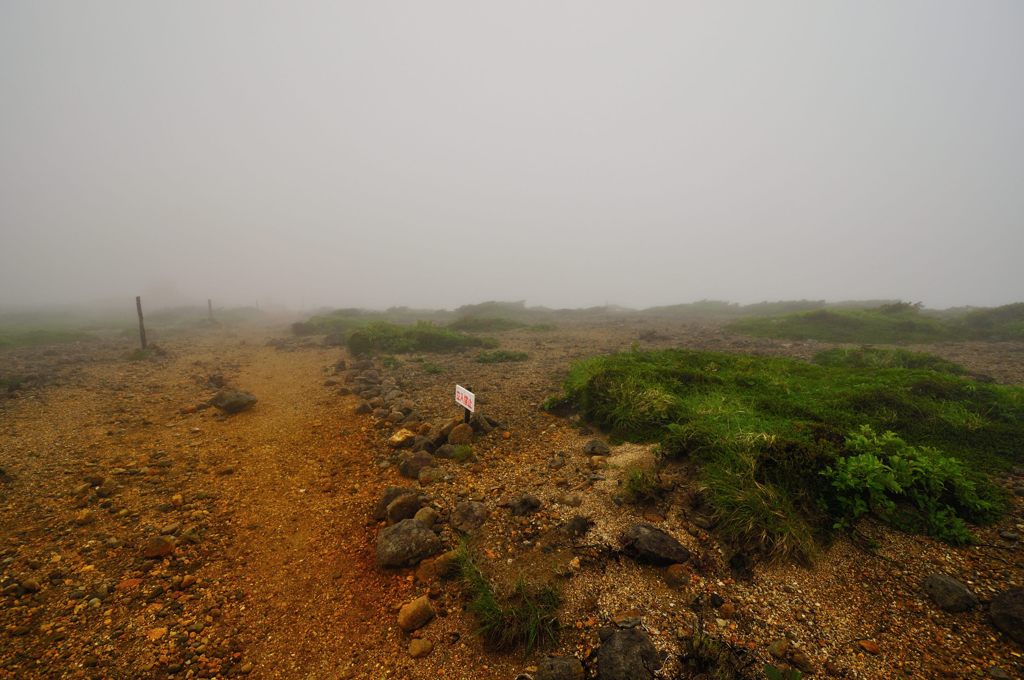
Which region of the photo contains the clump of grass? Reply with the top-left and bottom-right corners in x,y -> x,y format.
451,444 -> 474,462
622,467 -> 659,505
476,350 -> 529,364
448,317 -> 527,332
453,542 -> 560,653
813,347 -> 965,374
730,302 -> 1024,344
679,600 -> 758,679
347,322 -> 497,356
422,362 -> 444,374
547,349 -> 1021,561
729,305 -> 948,344
381,355 -> 401,369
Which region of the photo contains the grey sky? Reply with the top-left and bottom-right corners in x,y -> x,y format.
1,1 -> 1022,311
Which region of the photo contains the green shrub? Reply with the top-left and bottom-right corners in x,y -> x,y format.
346,322 -> 496,356
448,317 -> 527,332
476,350 -> 529,364
451,444 -> 474,462
453,543 -> 560,653
546,349 -> 1020,561
622,467 -> 659,504
823,426 -> 1002,544
813,347 -> 965,374
422,362 -> 444,374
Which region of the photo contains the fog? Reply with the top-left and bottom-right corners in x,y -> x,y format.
1,1 -> 1022,312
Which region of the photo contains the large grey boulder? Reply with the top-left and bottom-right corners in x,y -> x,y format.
597,627 -> 661,680
210,389 -> 257,414
621,523 -> 690,565
376,519 -> 442,568
923,574 -> 978,612
991,588 -> 1024,644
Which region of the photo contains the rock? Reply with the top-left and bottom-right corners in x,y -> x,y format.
19,578 -> 41,593
583,439 -> 610,456
398,595 -> 435,632
562,515 -> 593,538
1000,531 -> 1019,542
419,467 -> 444,485
447,423 -> 474,445
858,639 -> 880,655
388,429 -> 418,448
408,638 -> 433,658
767,639 -> 790,659
990,588 -> 1024,644
621,523 -> 691,565
354,401 -> 372,415
374,487 -> 417,521
398,451 -> 436,479
142,535 -> 175,559
923,574 -> 978,612
210,389 -> 257,414
413,506 -> 440,528
416,550 -> 458,584
554,493 -> 582,507
469,413 -> 493,434
508,493 -> 542,516
536,656 -> 584,680
989,667 -> 1014,680
664,564 -> 688,587
596,627 -> 661,680
790,651 -> 816,674
74,509 -> 96,526
386,494 -> 426,524
451,501 -> 489,533
376,519 -> 442,568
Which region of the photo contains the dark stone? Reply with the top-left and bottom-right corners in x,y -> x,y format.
354,401 -> 372,415
621,523 -> 690,565
373,487 -> 416,521
583,439 -> 610,456
376,519 -> 442,568
990,588 -> 1024,644
596,627 -> 661,680
923,574 -> 978,612
397,451 -> 436,479
508,494 -> 542,516
386,494 -> 426,524
209,389 -> 257,414
536,656 -> 584,680
563,515 -> 593,538
451,501 -> 488,533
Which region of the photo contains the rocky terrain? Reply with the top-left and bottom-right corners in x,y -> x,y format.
1,321 -> 1022,679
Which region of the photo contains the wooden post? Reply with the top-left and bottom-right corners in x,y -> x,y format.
136,296 -> 147,350
208,298 -> 213,320
463,384 -> 473,424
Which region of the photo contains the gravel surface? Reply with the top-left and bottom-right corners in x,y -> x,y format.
1,320 -> 1022,679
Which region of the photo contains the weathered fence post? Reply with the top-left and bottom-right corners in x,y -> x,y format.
208,298 -> 213,321
136,296 -> 147,350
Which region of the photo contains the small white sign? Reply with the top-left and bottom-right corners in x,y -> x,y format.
455,384 -> 475,412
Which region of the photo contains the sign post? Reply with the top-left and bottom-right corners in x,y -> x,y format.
455,384 -> 475,423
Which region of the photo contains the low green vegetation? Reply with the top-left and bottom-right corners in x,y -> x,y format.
730,302 -> 1024,344
447,316 -> 528,332
453,543 -> 560,653
476,349 -> 529,364
622,467 -> 660,504
0,328 -> 90,348
812,347 -> 965,374
546,348 -> 1022,561
346,322 -> 497,356
421,362 -> 444,374
126,345 -> 167,361
451,444 -> 474,462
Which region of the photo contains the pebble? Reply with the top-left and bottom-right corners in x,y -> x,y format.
409,638 -> 433,658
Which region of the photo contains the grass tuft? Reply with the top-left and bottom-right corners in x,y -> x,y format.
347,322 -> 497,356
453,542 -> 560,654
